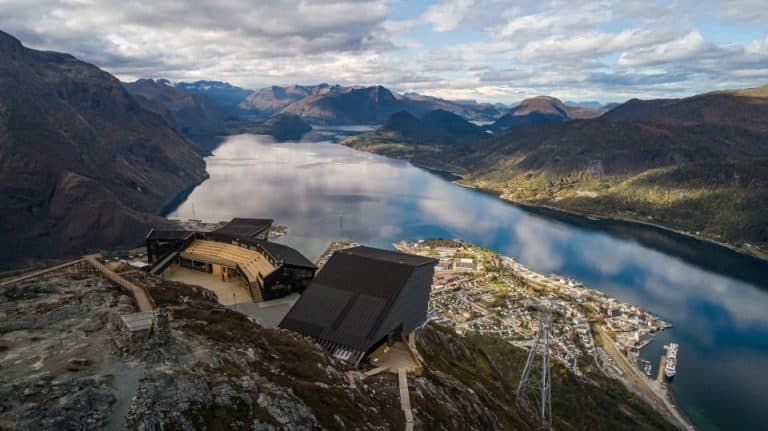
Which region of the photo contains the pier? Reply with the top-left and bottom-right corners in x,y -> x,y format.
657,355 -> 668,384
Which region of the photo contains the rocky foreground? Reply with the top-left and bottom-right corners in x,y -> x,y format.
0,271 -> 542,430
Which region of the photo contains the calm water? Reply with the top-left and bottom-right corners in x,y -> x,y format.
169,133 -> 768,431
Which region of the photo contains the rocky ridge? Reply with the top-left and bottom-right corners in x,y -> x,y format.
0,31 -> 207,268
0,271 -> 543,430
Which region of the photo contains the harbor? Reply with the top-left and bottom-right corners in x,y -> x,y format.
395,239 -> 693,429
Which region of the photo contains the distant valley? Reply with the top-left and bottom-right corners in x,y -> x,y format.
123,78 -> 239,150
345,88 -> 768,258
1,26 -> 766,267
239,83 -> 502,124
0,31 -> 506,267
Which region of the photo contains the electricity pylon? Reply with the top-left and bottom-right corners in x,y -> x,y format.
516,305 -> 553,429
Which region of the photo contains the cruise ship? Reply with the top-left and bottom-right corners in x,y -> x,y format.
664,343 -> 679,380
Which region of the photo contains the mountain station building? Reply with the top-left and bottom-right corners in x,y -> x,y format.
146,218 -> 316,303
279,246 -> 438,365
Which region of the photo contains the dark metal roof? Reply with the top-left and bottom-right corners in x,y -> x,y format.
334,246 -> 438,267
249,239 -> 316,269
146,229 -> 195,241
149,251 -> 180,275
210,218 -> 273,240
279,246 -> 437,352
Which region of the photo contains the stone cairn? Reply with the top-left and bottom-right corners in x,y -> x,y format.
152,307 -> 171,346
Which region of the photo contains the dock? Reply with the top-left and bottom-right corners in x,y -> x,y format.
657,355 -> 667,384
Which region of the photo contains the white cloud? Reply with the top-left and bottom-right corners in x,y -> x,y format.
517,27 -> 681,63
715,0 -> 768,25
0,0 -> 766,103
0,0 -> 394,84
617,31 -> 717,67
423,0 -> 478,32
497,4 -> 610,39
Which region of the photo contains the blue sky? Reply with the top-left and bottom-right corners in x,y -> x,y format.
0,0 -> 766,103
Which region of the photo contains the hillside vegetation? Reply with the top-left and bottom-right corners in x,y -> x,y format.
350,86 -> 768,257
466,333 -> 676,431
342,109 -> 488,159
552,159 -> 768,249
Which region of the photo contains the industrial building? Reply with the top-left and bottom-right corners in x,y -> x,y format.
146,218 -> 316,302
279,246 -> 438,365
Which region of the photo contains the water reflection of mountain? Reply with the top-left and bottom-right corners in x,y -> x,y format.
514,204 -> 768,290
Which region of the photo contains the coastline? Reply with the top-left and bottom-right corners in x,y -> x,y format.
343,144 -> 767,264
416,160 -> 767,265
160,171 -> 210,217
503,250 -> 693,429
505,198 -> 767,263
398,238 -> 693,430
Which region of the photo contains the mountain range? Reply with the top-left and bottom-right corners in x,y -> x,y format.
238,83 -> 342,115
0,31 -> 207,268
124,78 -> 237,150
123,80 -> 503,142
2,23 -> 766,263
347,85 -> 768,256
342,109 -> 489,158
175,80 -> 252,109
491,96 -> 608,131
239,84 -> 502,124
0,31 -> 517,268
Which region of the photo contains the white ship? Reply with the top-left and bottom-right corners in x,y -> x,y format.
664,343 -> 679,380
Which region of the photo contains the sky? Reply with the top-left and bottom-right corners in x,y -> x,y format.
0,0 -> 767,104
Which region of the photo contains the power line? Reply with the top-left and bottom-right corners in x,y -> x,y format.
516,303 -> 553,429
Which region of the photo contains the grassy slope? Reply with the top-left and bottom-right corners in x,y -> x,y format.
343,89 -> 768,256
463,158 -> 768,254
146,279 -> 546,430
347,125 -> 768,255
465,332 -> 677,431
414,323 -> 544,430
341,131 -> 442,158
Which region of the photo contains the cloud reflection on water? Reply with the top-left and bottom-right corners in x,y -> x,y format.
169,134 -> 768,430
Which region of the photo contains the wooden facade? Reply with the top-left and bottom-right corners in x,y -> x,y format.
146,219 -> 316,303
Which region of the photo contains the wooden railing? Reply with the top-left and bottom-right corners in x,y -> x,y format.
0,258 -> 86,287
83,254 -> 155,312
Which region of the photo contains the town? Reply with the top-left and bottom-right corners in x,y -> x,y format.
394,239 -> 671,377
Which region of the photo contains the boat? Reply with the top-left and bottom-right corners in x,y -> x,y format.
664,343 -> 679,380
